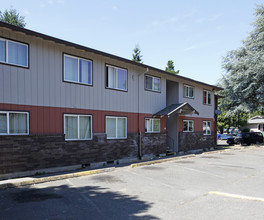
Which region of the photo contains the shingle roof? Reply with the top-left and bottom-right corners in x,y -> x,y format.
153,103 -> 199,117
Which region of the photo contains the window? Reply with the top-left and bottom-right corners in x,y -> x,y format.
183,120 -> 194,132
0,111 -> 29,135
0,38 -> 28,67
145,75 -> 161,92
203,121 -> 211,135
184,85 -> 194,98
106,116 -> 127,139
64,114 -> 92,140
106,65 -> 127,91
145,118 -> 160,133
64,54 -> 92,85
203,90 -> 212,105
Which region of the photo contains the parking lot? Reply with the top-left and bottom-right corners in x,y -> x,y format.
1,145 -> 264,220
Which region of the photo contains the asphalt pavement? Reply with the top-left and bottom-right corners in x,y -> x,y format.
1,144 -> 264,220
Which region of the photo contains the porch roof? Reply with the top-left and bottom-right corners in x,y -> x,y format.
153,103 -> 199,117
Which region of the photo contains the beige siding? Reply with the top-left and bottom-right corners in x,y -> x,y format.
178,83 -> 215,118
0,28 -> 166,114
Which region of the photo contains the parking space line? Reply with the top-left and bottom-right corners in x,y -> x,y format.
175,165 -> 224,178
208,191 -> 264,202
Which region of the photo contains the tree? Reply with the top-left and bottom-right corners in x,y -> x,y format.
165,60 -> 179,74
0,8 -> 26,28
132,45 -> 143,63
220,4 -> 264,114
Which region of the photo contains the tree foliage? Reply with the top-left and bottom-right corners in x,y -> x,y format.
0,8 -> 26,28
132,45 -> 143,63
220,4 -> 264,114
165,60 -> 179,74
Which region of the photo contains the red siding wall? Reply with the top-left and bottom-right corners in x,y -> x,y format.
178,116 -> 215,132
0,103 -> 166,134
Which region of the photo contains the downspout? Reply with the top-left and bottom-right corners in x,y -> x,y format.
138,68 -> 149,160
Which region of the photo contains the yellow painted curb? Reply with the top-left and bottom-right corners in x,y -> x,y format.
130,154 -> 195,168
0,168 -> 114,190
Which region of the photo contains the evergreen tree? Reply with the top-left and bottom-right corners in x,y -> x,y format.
165,60 -> 179,74
132,45 -> 143,63
221,4 -> 264,114
0,8 -> 26,28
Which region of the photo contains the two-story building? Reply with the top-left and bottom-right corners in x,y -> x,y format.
0,21 -> 222,178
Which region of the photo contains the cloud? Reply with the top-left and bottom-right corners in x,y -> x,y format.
152,16 -> 180,27
183,41 -> 217,52
112,6 -> 118,11
22,9 -> 30,15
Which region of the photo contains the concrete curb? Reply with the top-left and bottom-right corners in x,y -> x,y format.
130,154 -> 196,168
0,167 -> 114,190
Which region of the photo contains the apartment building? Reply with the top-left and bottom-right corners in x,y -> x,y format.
0,21 -> 222,177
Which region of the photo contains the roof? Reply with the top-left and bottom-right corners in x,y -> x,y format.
153,103 -> 199,117
248,116 -> 264,124
0,21 -> 223,91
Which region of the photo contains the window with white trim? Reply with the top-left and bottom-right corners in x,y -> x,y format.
106,116 -> 127,139
183,120 -> 194,132
145,75 -> 161,92
145,118 -> 160,133
203,90 -> 212,105
64,114 -> 92,140
0,111 -> 29,135
0,38 -> 28,67
106,65 -> 127,91
184,85 -> 194,98
203,121 -> 211,135
64,54 -> 92,85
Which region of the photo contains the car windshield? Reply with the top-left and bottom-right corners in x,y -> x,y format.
237,133 -> 242,137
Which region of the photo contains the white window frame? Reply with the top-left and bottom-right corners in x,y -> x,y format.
64,114 -> 93,141
203,121 -> 211,135
0,111 -> 29,135
145,75 -> 161,92
106,64 -> 128,91
203,90 -> 212,105
145,118 -> 160,133
64,54 -> 93,85
106,116 -> 127,139
183,120 -> 194,132
184,85 -> 194,98
0,38 -> 29,67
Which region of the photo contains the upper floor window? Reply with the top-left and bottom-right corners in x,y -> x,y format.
203,121 -> 211,135
184,85 -> 194,98
145,75 -> 160,92
0,111 -> 29,135
64,54 -> 92,85
106,65 -> 127,91
64,114 -> 92,140
145,118 -> 160,133
106,116 -> 127,139
183,120 -> 194,132
203,90 -> 212,105
0,38 -> 28,67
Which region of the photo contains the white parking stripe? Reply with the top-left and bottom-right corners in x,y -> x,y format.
209,191 -> 264,202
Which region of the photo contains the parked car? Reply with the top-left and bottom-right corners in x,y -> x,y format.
227,132 -> 263,146
219,133 -> 233,140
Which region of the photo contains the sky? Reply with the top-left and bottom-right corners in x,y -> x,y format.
1,0 -> 263,85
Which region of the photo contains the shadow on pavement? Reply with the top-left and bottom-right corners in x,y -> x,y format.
0,184 -> 159,220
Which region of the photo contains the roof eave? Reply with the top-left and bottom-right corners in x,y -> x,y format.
0,21 -> 223,91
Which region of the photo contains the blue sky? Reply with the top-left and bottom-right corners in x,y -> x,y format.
1,0 -> 263,85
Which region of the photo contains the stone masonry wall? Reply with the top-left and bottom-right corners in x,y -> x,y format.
141,133 -> 167,156
0,133 -> 139,175
178,132 -> 216,152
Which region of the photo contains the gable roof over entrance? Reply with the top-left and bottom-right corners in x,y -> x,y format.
153,103 -> 199,117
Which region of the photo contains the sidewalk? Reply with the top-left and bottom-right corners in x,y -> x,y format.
0,144 -> 258,190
